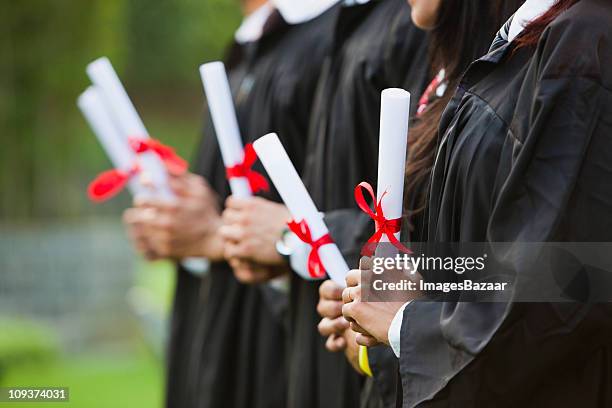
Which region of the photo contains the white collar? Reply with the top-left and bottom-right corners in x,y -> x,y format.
271,0 -> 339,24
234,2 -> 274,44
343,0 -> 370,6
507,0 -> 556,42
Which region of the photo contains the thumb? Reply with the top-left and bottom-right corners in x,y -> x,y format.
359,256 -> 373,271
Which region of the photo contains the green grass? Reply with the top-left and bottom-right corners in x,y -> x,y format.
0,351 -> 163,407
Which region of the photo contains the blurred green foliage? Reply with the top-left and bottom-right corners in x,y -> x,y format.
0,318 -> 59,377
0,351 -> 161,407
1,0 -> 241,220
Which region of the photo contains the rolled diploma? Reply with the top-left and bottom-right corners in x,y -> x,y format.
86,57 -> 174,201
199,62 -> 252,198
359,88 -> 412,375
78,87 -> 147,197
79,84 -> 202,270
376,88 -> 411,244
253,133 -> 349,287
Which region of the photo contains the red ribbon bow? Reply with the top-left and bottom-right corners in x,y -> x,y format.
88,136 -> 186,203
88,163 -> 140,202
287,219 -> 334,279
354,181 -> 412,256
225,143 -> 270,194
129,136 -> 188,175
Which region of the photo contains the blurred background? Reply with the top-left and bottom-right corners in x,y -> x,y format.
1,0 -> 241,406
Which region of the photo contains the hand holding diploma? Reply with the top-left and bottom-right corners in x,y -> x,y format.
80,57 -> 220,265
253,133 -> 350,287
342,259 -> 407,347
221,196 -> 291,267
342,88 -> 412,373
122,173 -> 225,261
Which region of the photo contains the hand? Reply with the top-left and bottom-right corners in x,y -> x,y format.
320,329 -> 364,376
123,172 -> 224,261
220,196 -> 291,265
123,204 -> 158,261
317,280 -> 350,351
342,257 -> 405,347
228,258 -> 289,285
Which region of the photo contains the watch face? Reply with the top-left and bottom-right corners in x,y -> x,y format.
276,239 -> 292,257
276,228 -> 295,257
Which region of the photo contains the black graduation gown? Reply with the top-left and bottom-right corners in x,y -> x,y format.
165,8 -> 339,408
290,1 -> 429,407
399,1 -> 612,406
164,38 -> 251,408
164,38 -> 253,408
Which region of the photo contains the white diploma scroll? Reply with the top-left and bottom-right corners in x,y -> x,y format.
77,87 -> 146,197
253,133 -> 349,287
376,88 -> 411,243
86,57 -> 174,201
199,61 -> 252,198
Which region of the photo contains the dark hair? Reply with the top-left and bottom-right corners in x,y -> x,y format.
515,0 -> 579,48
405,0 -> 523,220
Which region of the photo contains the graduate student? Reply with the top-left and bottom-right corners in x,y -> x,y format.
123,1 -> 339,407
316,0 -> 522,406
219,1 -> 429,407
343,0 -> 612,406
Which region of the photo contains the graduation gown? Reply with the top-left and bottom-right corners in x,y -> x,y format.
399,1 -> 612,406
164,36 -> 253,408
166,8 -> 339,408
289,1 -> 429,407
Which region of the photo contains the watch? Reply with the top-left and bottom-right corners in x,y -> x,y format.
275,227 -> 294,263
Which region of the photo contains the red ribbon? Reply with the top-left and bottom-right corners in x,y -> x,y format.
88,163 -> 140,202
354,181 -> 412,256
225,143 -> 270,194
129,136 -> 188,175
287,219 -> 334,279
88,137 -> 186,203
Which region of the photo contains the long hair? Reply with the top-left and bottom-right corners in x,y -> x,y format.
405,0 -> 523,219
515,0 -> 579,48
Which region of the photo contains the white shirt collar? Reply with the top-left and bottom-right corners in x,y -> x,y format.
344,0 -> 371,6
272,0 -> 339,24
507,0 -> 556,42
234,2 -> 274,44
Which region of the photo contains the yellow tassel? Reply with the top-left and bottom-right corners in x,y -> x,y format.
359,345 -> 373,377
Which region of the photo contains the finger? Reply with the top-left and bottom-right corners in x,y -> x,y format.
228,257 -> 242,268
341,286 -> 360,303
219,224 -> 246,242
319,279 -> 343,301
318,317 -> 349,337
325,334 -> 347,353
224,240 -> 251,260
345,269 -> 361,287
342,302 -> 356,322
167,173 -> 194,196
317,299 -> 343,319
355,333 -> 379,347
148,211 -> 178,235
225,195 -> 252,210
221,209 -> 247,227
342,287 -> 353,304
359,256 -> 373,271
122,208 -> 140,225
133,196 -> 162,208
349,321 -> 369,335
